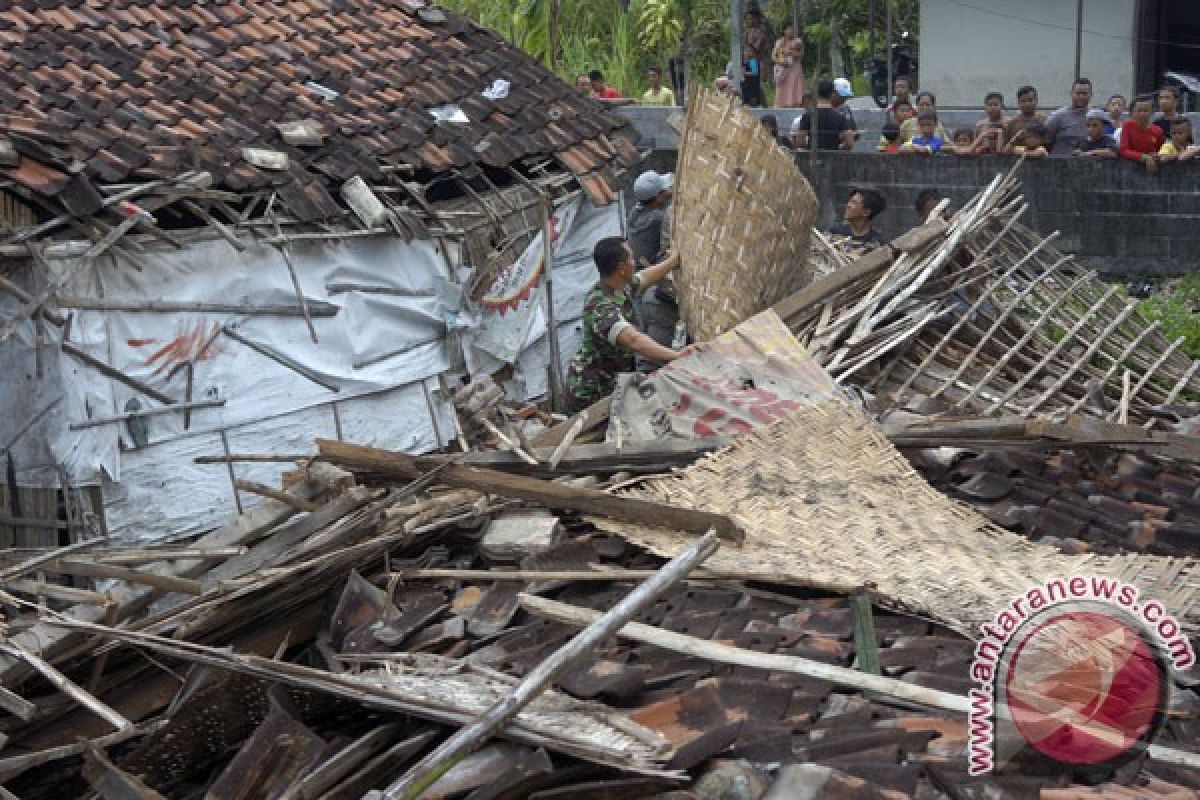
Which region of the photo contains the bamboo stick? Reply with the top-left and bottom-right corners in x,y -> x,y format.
61,342 -> 175,406
53,298 -> 339,316
220,325 -> 339,392
0,720 -> 167,777
522,593 -> 968,711
0,642 -> 131,732
68,399 -> 225,430
371,531 -> 719,800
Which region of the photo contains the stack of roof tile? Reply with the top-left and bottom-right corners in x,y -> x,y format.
0,0 -> 635,210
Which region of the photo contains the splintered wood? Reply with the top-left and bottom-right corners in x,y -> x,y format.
673,87 -> 818,342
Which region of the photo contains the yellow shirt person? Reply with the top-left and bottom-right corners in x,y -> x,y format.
641,67 -> 675,106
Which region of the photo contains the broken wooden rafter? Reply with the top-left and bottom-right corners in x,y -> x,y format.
221,324 -> 339,392
316,438 -> 744,543
42,619 -> 678,777
374,530 -> 719,800
0,641 -> 131,733
233,479 -> 320,512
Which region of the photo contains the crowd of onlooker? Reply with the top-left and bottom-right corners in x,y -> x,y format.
772,77 -> 1198,172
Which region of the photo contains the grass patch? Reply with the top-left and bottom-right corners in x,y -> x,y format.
1134,273 -> 1200,359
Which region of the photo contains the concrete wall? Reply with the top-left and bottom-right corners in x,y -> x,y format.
920,0 -> 1137,108
622,106 -> 1200,276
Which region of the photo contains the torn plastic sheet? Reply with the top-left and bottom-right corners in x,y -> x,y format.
482,79 -> 511,100
610,310 -> 838,443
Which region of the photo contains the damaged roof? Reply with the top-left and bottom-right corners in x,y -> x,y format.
0,0 -> 635,198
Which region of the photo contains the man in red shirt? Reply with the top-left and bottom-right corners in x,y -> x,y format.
1120,94 -> 1166,173
588,71 -> 622,100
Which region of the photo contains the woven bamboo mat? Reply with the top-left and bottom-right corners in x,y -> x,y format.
673,87 -> 818,342
598,401 -> 1200,639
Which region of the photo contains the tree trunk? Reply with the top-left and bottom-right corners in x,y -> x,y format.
829,10 -> 844,79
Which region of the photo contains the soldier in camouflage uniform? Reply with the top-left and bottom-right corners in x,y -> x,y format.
565,236 -> 690,412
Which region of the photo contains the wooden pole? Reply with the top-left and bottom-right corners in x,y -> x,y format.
541,200 -> 565,413
221,325 -> 340,393
521,594 -> 968,712
730,0 -> 743,94
61,342 -> 175,406
271,214 -> 319,344
53,298 -> 339,317
0,642 -> 132,732
68,399 -> 225,430
370,531 -> 720,800
316,438 -> 745,543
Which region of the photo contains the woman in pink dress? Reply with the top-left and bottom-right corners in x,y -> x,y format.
773,24 -> 805,108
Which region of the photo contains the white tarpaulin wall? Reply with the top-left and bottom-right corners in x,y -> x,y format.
0,195 -> 619,542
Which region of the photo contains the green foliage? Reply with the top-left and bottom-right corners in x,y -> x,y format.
638,0 -> 683,56
1136,274 -> 1200,359
439,0 -> 920,100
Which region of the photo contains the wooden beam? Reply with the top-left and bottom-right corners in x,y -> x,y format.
316,439 -> 744,543
372,531 -> 719,800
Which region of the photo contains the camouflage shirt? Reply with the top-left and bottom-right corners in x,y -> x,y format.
565,275 -> 642,412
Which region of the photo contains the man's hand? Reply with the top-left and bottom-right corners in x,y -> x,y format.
641,248 -> 682,289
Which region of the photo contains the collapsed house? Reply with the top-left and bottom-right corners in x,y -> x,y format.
2,66 -> 1200,800
0,0 -> 638,547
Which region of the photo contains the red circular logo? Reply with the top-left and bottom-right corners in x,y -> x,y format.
1003,610 -> 1165,766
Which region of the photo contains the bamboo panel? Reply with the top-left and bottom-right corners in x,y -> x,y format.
673,87 -> 818,342
597,401 -> 1200,639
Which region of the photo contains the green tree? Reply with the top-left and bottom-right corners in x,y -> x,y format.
439,0 -> 919,101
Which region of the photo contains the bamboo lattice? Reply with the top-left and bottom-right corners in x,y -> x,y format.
782,164 -> 1200,428
673,87 -> 818,342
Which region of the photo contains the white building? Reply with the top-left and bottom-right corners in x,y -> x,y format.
919,1 -> 1200,108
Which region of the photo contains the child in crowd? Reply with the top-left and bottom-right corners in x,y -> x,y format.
893,100 -> 915,125
1120,94 -> 1166,172
975,92 -> 1007,136
1159,117 -> 1199,161
902,110 -> 944,154
878,122 -> 902,153
1003,85 -> 1045,150
1009,124 -> 1049,157
900,92 -> 950,143
1076,109 -> 1117,158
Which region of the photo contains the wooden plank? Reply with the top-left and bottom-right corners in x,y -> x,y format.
531,398 -> 610,448
770,244 -> 896,325
317,439 -> 744,544
433,437 -> 729,477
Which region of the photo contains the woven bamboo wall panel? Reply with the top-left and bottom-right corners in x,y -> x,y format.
597,402 -> 1200,639
673,88 -> 818,342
